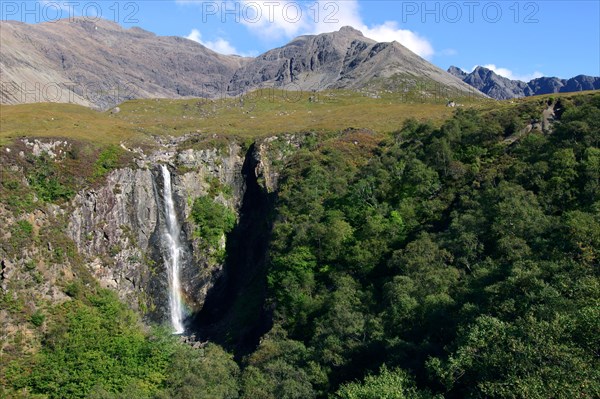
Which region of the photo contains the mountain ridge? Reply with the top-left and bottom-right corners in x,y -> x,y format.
0,18 -> 480,109
448,65 -> 600,99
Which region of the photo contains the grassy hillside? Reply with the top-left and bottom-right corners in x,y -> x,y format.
0,103 -> 141,147
1,89 -> 487,147
3,89 -> 594,148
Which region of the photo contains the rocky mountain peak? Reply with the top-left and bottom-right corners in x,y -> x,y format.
447,66 -> 468,79
226,24 -> 478,96
338,26 -> 364,36
471,66 -> 497,79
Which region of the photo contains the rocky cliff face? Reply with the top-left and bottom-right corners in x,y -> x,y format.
68,140 -> 247,324
0,132 -> 307,347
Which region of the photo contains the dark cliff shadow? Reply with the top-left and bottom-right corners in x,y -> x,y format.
189,144 -> 275,357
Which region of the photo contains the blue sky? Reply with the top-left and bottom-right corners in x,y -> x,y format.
3,1 -> 599,80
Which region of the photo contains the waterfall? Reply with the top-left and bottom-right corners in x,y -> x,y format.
160,165 -> 186,334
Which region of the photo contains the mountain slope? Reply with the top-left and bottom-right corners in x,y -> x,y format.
0,19 -> 249,109
449,65 -> 600,99
0,19 -> 481,110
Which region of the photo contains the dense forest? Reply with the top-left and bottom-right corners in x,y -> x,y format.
2,92 -> 599,398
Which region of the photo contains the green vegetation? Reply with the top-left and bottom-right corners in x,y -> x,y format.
206,175 -> 233,199
29,311 -> 45,327
112,89 -> 467,138
4,288 -> 240,399
0,139 -> 132,217
13,220 -> 33,240
191,196 -> 237,262
26,153 -> 75,202
336,365 -> 436,399
1,91 -> 599,398
258,92 -> 600,398
5,220 -> 36,258
0,103 -> 147,147
93,145 -> 123,178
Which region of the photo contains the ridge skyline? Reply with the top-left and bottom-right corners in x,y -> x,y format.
1,0 -> 598,80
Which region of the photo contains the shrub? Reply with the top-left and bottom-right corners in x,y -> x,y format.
191,196 -> 236,250
30,310 -> 45,327
93,145 -> 122,178
27,153 -> 74,202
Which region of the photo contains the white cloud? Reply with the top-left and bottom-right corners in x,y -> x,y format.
240,0 -> 310,38
185,29 -> 239,55
476,64 -> 544,82
357,22 -> 434,60
239,0 -> 435,59
177,0 -> 435,59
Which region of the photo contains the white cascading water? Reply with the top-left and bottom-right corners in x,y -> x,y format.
160,165 -> 186,334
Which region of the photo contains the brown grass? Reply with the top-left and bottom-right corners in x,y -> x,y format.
3,89 -> 595,148
0,90 -> 468,147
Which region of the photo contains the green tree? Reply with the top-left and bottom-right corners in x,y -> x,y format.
19,290 -> 171,399
241,329 -> 323,399
158,343 -> 240,399
311,275 -> 368,368
429,314 -> 600,398
336,365 -> 436,399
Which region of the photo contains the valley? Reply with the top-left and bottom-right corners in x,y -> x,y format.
1,90 -> 599,398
